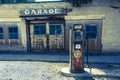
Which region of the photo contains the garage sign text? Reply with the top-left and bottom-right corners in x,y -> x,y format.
20,8 -> 67,16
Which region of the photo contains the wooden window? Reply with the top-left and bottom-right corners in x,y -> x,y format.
0,27 -> 4,44
34,24 -> 46,35
8,26 -> 19,39
49,24 -> 62,35
0,27 -> 4,39
85,24 -> 97,39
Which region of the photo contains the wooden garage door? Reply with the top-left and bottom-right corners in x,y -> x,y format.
30,23 -> 64,51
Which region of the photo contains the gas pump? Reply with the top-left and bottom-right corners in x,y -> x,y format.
69,24 -> 85,73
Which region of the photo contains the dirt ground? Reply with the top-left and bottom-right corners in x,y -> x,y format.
0,61 -> 119,80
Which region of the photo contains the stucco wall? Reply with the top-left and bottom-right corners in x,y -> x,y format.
0,1 -> 120,52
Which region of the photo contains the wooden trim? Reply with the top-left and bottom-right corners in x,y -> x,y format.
8,40 -> 20,44
30,20 -> 64,24
25,20 -> 31,52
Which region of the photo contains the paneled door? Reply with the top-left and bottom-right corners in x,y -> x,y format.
85,24 -> 102,52
30,23 -> 64,52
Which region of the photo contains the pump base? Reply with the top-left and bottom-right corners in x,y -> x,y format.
61,67 -> 93,80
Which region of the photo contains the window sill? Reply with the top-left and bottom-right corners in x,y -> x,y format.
8,39 -> 20,44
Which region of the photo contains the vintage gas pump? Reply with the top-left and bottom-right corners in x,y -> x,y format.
69,24 -> 85,73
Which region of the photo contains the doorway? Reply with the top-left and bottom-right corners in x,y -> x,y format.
30,22 -> 64,52
85,24 -> 102,52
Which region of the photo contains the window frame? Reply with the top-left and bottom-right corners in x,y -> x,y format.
8,26 -> 19,40
49,24 -> 62,35
34,24 -> 46,35
0,27 -> 4,40
85,24 -> 97,39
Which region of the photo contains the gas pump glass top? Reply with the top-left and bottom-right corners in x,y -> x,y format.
74,32 -> 82,41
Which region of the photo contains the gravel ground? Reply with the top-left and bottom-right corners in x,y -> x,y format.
0,61 -> 120,80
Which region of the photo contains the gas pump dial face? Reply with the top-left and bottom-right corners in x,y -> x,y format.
74,50 -> 82,58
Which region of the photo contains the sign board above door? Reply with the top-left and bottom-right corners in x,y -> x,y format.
20,8 -> 67,17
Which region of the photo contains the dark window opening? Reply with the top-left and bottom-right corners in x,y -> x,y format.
49,24 -> 62,35
8,27 -> 18,39
85,24 -> 97,39
0,27 -> 4,39
34,24 -> 46,35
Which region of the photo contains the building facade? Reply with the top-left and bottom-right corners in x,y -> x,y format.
0,0 -> 120,53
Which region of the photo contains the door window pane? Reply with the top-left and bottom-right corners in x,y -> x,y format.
0,27 -> 4,39
49,24 -> 62,35
85,24 -> 97,39
8,27 -> 18,39
34,24 -> 46,35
